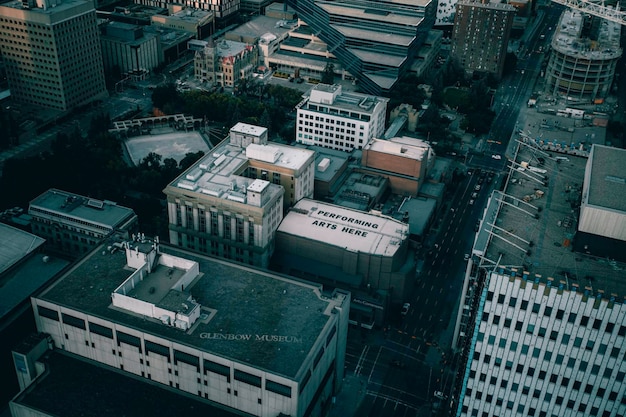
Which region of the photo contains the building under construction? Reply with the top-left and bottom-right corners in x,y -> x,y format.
544,8 -> 622,103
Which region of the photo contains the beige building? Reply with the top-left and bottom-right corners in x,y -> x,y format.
194,38 -> 258,87
274,199 -> 413,324
0,0 -> 108,111
163,123 -> 314,267
151,5 -> 214,39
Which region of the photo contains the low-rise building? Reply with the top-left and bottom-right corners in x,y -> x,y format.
295,84 -> 388,152
151,5 -> 214,39
194,39 -> 258,87
28,189 -> 138,259
361,137 -> 435,197
28,237 -> 350,417
164,123 -> 314,267
273,198 -> 412,324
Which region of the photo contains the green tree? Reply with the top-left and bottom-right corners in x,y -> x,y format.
321,62 -> 335,84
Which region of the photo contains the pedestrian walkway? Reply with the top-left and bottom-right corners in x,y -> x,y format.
327,374 -> 368,417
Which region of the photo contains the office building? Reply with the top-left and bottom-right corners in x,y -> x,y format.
453,141 -> 626,417
28,189 -> 139,259
273,198 -> 411,325
133,0 -> 239,24
285,0 -> 437,95
544,9 -> 622,103
194,38 -> 258,87
0,0 -> 108,111
0,224 -> 69,406
100,21 -> 162,79
361,136 -> 435,197
28,236 -> 350,417
451,0 -> 516,79
164,122 -> 314,268
295,84 -> 388,152
151,5 -> 214,39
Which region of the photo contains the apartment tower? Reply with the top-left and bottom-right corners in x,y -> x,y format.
451,0 -> 516,79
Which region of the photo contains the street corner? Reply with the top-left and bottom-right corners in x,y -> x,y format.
328,374 -> 368,417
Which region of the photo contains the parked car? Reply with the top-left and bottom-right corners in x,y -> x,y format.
474,185 -> 481,191
491,154 -> 502,160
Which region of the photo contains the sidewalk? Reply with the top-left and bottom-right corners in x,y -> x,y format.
327,373 -> 368,417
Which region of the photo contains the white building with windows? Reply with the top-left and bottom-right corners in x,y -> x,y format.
295,84 -> 388,152
28,238 -> 350,417
453,142 -> 626,417
163,122 -> 314,267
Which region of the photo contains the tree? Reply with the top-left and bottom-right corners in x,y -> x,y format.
259,108 -> 271,132
321,62 -> 335,84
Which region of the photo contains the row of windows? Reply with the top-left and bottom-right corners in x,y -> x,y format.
42,306 -> 295,397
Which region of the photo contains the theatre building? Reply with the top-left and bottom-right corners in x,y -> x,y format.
27,237 -> 350,417
273,199 -> 413,327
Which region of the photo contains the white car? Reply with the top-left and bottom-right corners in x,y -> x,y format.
491,154 -> 502,160
401,303 -> 411,316
434,391 -> 447,400
464,253 -> 470,261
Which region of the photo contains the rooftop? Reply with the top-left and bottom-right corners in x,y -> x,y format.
278,198 -> 409,257
551,9 -> 622,60
585,145 -> 626,211
0,0 -> 93,18
37,241 -> 343,378
364,137 -> 432,161
300,84 -> 388,114
246,143 -> 315,171
475,141 -> 626,300
166,139 -> 284,205
12,352 -> 246,417
318,2 -> 423,27
0,223 -> 44,275
29,189 -> 136,231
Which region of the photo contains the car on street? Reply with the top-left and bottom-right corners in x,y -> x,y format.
434,391 -> 448,400
471,192 -> 478,198
469,199 -> 474,205
474,184 -> 481,191
464,253 -> 470,261
491,154 -> 502,160
401,303 -> 411,316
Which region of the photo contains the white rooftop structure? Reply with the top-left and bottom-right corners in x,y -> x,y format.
246,143 -> 314,170
365,136 -> 433,161
278,199 -> 409,257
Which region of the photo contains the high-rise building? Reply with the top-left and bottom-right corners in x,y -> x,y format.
544,9 -> 622,103
451,0 -> 516,79
134,0 -> 239,25
295,84 -> 388,152
0,0 -> 108,111
452,142 -> 626,417
286,0 -> 437,95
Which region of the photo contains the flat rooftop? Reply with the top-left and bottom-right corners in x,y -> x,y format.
586,145 -> 626,211
319,2 -> 423,27
477,141 -> 626,300
37,243 -> 338,378
167,140 -> 283,205
246,143 -> 314,171
364,137 -> 430,161
278,198 -> 409,257
29,189 -> 136,230
0,223 -> 44,275
12,352 -> 246,417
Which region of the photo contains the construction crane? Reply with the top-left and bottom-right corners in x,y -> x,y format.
550,0 -> 626,25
